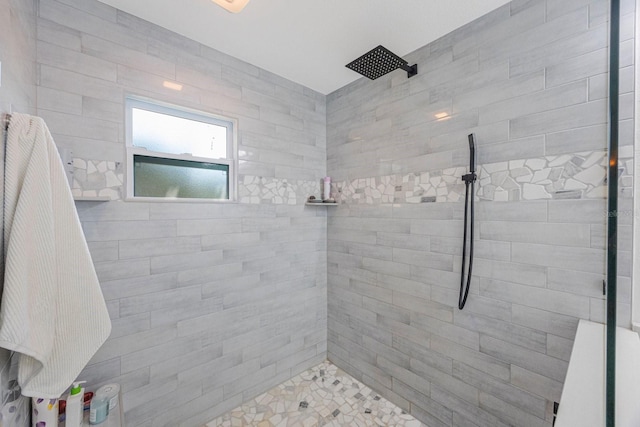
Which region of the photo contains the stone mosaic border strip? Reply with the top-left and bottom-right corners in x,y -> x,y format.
331,150 -> 633,205
71,159 -> 124,200
239,176 -> 320,205
71,158 -> 321,204
70,149 -> 632,204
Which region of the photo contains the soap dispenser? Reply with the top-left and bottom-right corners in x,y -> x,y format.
65,381 -> 86,427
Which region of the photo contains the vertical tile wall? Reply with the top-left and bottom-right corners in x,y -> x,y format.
34,0 -> 327,425
0,0 -> 37,424
326,0 -> 635,426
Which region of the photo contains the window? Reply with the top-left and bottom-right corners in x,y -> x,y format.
125,96 -> 237,201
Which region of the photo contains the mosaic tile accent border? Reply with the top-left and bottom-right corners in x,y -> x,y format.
331,150 -> 633,205
71,158 -> 124,200
70,149 -> 632,204
204,360 -> 424,427
71,158 -> 321,204
239,176 -> 320,205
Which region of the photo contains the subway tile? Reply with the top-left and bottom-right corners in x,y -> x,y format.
38,40 -> 117,81
431,384 -> 508,427
511,304 -> 579,340
454,362 -> 546,420
510,365 -> 563,403
411,398 -> 455,427
510,99 -> 607,139
480,335 -> 568,381
120,286 -> 202,317
545,124 -> 607,155
547,199 -> 606,223
546,48 -> 607,87
478,392 -> 547,427
454,310 -> 546,353
393,247 -> 454,271
473,258 -> 546,288
37,86 -> 82,115
511,242 -> 605,275
39,64 -> 124,103
101,272 -> 177,301
547,268 -> 605,299
377,274 -> 431,301
82,34 -> 175,79
475,200 -> 547,222
37,18 -> 81,51
475,136 -> 545,165
121,335 -> 202,374
410,219 -> 463,238
119,236 -> 201,259
546,334 -> 573,361
76,202 -> 149,223
91,326 -> 177,365
479,80 -> 588,125
39,109 -> 119,142
94,258 -> 150,282
82,96 -> 122,123
411,313 -> 480,350
177,262 -> 244,287
393,291 -> 453,323
83,220 -> 175,241
176,219 -> 241,236
481,278 -> 590,318
110,312 -> 150,339
87,240 -> 119,262
510,24 -> 606,78
480,221 -> 590,247
150,250 -> 223,274
150,295 -> 223,329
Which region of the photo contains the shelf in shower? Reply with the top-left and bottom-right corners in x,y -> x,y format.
73,196 -> 111,202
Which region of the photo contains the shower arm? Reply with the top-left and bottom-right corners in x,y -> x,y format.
399,63 -> 418,78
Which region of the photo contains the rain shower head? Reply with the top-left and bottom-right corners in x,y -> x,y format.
345,45 -> 418,80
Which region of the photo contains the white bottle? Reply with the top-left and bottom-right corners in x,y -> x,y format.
323,176 -> 331,200
65,381 -> 86,427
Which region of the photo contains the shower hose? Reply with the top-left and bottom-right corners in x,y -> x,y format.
458,177 -> 475,309
458,133 -> 477,310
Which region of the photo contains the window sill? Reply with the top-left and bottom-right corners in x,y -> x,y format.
124,196 -> 237,204
74,196 -> 111,202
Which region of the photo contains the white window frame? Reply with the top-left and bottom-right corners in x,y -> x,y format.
124,95 -> 238,202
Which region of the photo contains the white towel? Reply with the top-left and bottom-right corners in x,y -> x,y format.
0,113 -> 111,398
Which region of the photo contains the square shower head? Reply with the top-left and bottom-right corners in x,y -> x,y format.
345,45 -> 417,80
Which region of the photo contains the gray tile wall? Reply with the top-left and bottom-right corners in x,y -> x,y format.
34,0 -> 327,426
326,0 -> 634,426
0,0 -> 37,424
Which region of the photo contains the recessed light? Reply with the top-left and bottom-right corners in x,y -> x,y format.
211,0 -> 250,13
163,81 -> 183,91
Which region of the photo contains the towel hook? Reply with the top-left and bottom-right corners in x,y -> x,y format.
3,113 -> 11,130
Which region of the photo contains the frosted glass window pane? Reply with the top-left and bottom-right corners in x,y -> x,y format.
133,155 -> 229,199
132,108 -> 227,159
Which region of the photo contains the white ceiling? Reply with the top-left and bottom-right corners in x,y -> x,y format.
97,0 -> 511,94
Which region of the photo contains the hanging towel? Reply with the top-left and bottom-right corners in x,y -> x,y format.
0,113 -> 111,398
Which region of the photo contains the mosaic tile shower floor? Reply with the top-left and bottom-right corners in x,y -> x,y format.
204,361 -> 425,427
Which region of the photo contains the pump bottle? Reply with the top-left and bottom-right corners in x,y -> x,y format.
65,381 -> 86,427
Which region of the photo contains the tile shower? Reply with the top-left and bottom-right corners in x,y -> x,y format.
326,0 -> 635,426
0,0 -> 635,427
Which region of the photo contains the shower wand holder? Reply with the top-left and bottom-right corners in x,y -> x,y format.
462,172 -> 477,184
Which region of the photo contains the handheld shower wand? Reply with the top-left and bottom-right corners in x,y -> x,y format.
459,134 -> 477,309
468,134 -> 476,173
